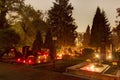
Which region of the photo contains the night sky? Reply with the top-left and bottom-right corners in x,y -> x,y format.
25,0 -> 120,32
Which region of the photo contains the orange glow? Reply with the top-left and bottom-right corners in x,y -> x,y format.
43,54 -> 46,57
57,54 -> 62,60
90,65 -> 95,72
95,54 -> 100,59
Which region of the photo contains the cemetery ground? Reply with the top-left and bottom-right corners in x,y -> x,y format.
0,57 -> 88,80
0,51 -> 120,80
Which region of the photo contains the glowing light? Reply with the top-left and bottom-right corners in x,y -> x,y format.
38,56 -> 41,59
95,54 -> 100,59
96,68 -> 99,72
86,59 -> 91,62
43,54 -> 46,57
23,60 -> 26,63
37,60 -> 41,63
90,65 -> 95,72
17,58 -> 21,62
112,62 -> 117,65
57,54 -> 62,59
28,60 -> 32,63
108,55 -> 112,59
80,63 -> 109,73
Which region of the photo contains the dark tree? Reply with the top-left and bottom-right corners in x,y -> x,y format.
44,29 -> 56,61
111,28 -> 119,50
0,28 -> 20,50
117,8 -> 120,16
83,25 -> 91,47
90,7 -> 111,60
19,5 -> 46,35
114,8 -> 120,48
17,5 -> 48,46
90,7 -> 101,48
101,11 -> 111,46
32,31 -> 43,55
48,0 -> 77,47
0,0 -> 24,29
90,7 -> 111,49
0,0 -> 8,29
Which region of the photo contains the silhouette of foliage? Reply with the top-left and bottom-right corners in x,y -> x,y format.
32,31 -> 43,54
0,0 -> 24,29
90,7 -> 111,48
83,25 -> 91,47
0,28 -> 20,49
48,0 -> 77,47
44,29 -> 56,60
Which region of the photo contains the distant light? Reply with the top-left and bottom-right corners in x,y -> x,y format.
57,54 -> 62,59
28,60 -> 32,64
38,56 -> 41,59
37,60 -> 41,63
23,60 -> 26,63
86,59 -> 91,62
95,54 -> 100,59
17,58 -> 21,62
112,62 -> 117,65
90,65 -> 95,72
108,55 -> 112,59
43,54 -> 46,57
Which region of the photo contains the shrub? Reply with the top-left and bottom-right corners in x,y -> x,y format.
82,48 -> 94,56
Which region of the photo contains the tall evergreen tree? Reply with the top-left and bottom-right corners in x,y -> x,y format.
44,28 -> 56,61
48,0 -> 77,47
90,7 -> 101,48
32,31 -> 43,54
90,7 -> 110,47
111,28 -> 119,49
101,11 -> 111,46
90,7 -> 111,54
83,25 -> 91,47
114,8 -> 120,48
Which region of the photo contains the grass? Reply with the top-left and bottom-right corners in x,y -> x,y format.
53,58 -> 84,72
